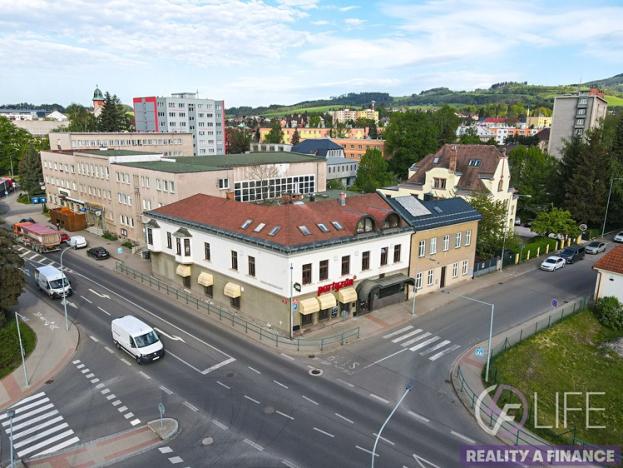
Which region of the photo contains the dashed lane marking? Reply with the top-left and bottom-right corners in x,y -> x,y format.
450,430 -> 476,444
276,411 -> 294,420
280,353 -> 295,361
248,366 -> 261,374
243,438 -> 264,451
183,401 -> 199,412
159,447 -> 173,454
408,410 -> 430,423
97,306 -> 111,316
212,420 -> 228,431
302,395 -> 319,406
273,380 -> 288,389
159,385 -> 173,395
104,346 -> 114,354
120,358 -> 132,366
124,413 -> 135,419
244,395 -> 261,405
117,406 -> 128,413
334,413 -> 354,424
130,419 -> 141,426
313,427 -> 335,438
355,445 -> 379,457
372,433 -> 395,446
282,460 -> 298,468
216,381 -> 231,390
139,371 -> 151,380
369,393 -> 390,405
336,378 -> 355,388
88,335 -> 98,343
80,295 -> 93,304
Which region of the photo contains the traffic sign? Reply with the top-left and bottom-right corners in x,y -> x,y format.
474,347 -> 485,358
551,298 -> 558,308
293,282 -> 301,292
292,303 -> 298,311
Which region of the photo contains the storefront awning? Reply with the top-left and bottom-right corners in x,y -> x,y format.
197,272 -> 214,287
299,297 -> 320,315
224,282 -> 241,298
356,274 -> 414,301
337,287 -> 357,304
176,264 -> 191,277
318,293 -> 337,310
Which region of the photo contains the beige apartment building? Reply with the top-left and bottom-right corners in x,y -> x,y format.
49,132 -> 194,156
41,149 -> 327,243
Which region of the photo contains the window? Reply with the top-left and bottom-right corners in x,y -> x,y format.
268,225 -> 281,236
452,262 -> 459,278
430,237 -> 437,255
319,260 -> 329,281
183,276 -> 191,289
231,251 -> 238,270
443,234 -> 450,251
427,269 -> 434,286
253,223 -> 266,233
465,229 -> 472,246
204,285 -> 213,298
167,232 -> 172,249
361,251 -> 370,271
383,213 -> 400,229
231,296 -> 240,310
298,225 -> 311,236
415,272 -> 423,290
462,260 -> 469,276
302,263 -> 312,284
147,228 -> 153,245
331,221 -> 343,230
455,232 -> 462,248
418,240 -> 425,257
341,255 -> 350,275
356,217 -> 375,233
380,247 -> 388,266
241,219 -> 253,229
498,178 -> 504,192
248,256 -> 256,277
433,178 -> 446,189
393,244 -> 401,263
468,159 -> 481,167
176,238 -> 181,255
576,118 -> 585,126
218,178 -> 229,189
204,242 -> 211,261
184,238 -> 191,256
317,223 -> 329,233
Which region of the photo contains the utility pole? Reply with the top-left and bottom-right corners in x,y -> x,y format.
60,246 -> 71,331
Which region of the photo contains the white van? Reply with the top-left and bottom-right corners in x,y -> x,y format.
67,235 -> 87,249
111,315 -> 164,364
34,265 -> 72,298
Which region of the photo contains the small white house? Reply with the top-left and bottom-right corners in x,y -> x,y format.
593,245 -> 623,303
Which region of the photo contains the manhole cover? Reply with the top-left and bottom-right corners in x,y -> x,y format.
45,379 -> 54,384
202,437 -> 214,446
308,368 -> 323,376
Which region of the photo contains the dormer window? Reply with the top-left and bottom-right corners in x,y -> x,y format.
356,217 -> 375,234
433,157 -> 440,164
383,213 -> 400,229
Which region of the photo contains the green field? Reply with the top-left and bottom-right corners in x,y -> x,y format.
262,105 -> 346,118
0,318 -> 36,379
605,94 -> 623,107
490,309 -> 623,446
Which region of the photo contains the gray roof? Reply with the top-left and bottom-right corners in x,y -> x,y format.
326,157 -> 358,166
292,139 -> 343,157
385,196 -> 481,231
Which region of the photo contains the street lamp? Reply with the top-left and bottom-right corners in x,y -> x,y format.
602,177 -> 623,237
7,408 -> 16,467
289,263 -> 294,340
443,290 -> 495,382
60,246 -> 71,331
14,312 -> 29,387
371,382 -> 413,467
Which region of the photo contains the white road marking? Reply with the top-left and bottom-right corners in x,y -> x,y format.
183,401 -> 199,412
302,395 -> 319,405
391,329 -> 422,343
17,429 -> 76,457
369,393 -> 390,405
139,371 -> 151,380
247,366 -> 261,374
88,288 -> 110,299
362,348 -> 408,369
168,456 -> 184,464
243,438 -> 264,451
282,460 -> 298,468
280,353 -> 295,361
336,378 -> 355,388
65,300 -> 78,309
159,447 -> 173,454
212,420 -> 228,431
244,395 -> 260,405
408,410 -> 430,423
120,358 -> 132,366
159,385 -> 173,395
11,416 -> 63,440
273,380 -> 288,389
313,427 -> 335,438
413,452 -> 441,468
130,419 -> 141,426
372,433 -> 395,446
355,445 -> 379,457
334,413 -> 354,424
429,344 -> 461,361
101,388 -> 110,395
88,336 -> 98,343
85,373 -> 94,379
10,410 -> 58,431
276,410 -> 294,420
112,400 -> 122,407
4,404 -> 54,428
106,394 -> 116,400
383,325 -> 414,339
154,327 -> 186,342
97,306 -> 111,316
28,254 -> 40,261
95,383 -> 105,389
400,332 -> 432,348
76,363 -> 85,369
31,435 -> 80,457
8,391 -> 45,409
80,369 -> 90,374
124,412 -> 135,419
202,357 -> 236,374
216,381 -> 231,390
19,251 -> 30,257
117,406 -> 128,412
409,336 -> 440,352
90,378 -> 99,384
450,430 -> 476,444
419,340 -> 451,356
6,397 -> 49,416
71,360 -> 80,365
80,295 -> 93,304
104,346 -> 114,354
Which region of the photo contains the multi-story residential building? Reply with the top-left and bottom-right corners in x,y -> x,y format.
259,127 -> 370,145
133,92 -> 225,156
548,88 -> 608,159
49,132 -> 193,156
330,109 -> 379,123
379,144 -> 517,229
385,196 -> 481,296
143,192 -> 414,333
41,150 -> 327,243
456,124 -> 539,145
333,138 -> 385,161
525,114 -> 552,129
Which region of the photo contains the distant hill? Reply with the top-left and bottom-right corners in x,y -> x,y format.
226,73 -> 623,116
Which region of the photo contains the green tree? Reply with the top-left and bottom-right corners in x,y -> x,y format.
290,128 -> 300,146
97,92 -> 130,132
458,127 -> 482,144
432,105 -> 460,147
0,117 -> 33,177
264,120 -> 284,143
530,208 -> 580,239
352,148 -> 395,193
327,179 -> 347,190
330,121 -> 348,138
0,223 -> 24,325
468,192 -> 508,259
309,115 -> 322,128
226,127 -> 251,154
63,104 -> 97,132
18,144 -> 43,196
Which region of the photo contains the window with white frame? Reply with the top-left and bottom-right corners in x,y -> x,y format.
443,234 -> 450,251
462,260 -> 469,275
455,232 -> 462,248
218,178 -> 229,189
430,237 -> 437,255
452,262 -> 459,278
465,229 -> 472,246
418,240 -> 425,257
415,272 -> 423,290
427,269 -> 434,286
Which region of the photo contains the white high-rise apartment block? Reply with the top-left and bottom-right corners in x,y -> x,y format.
133,92 -> 225,156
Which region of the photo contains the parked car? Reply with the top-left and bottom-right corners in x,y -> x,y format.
585,241 -> 606,254
19,217 -> 35,224
558,245 -> 585,264
540,256 -> 565,271
614,231 -> 623,243
68,235 -> 87,249
111,315 -> 164,364
87,246 -> 110,260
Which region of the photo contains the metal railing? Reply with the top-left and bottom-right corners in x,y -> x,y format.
115,262 -> 360,352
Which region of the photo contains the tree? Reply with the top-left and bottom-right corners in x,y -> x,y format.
330,121 -> 348,138
593,296 -> 623,331
327,179 -> 347,190
352,148 -> 394,193
0,223 -> 25,325
468,192 -> 508,259
18,144 -> 43,197
530,208 -> 580,239
309,115 -> 322,128
431,105 -> 460,147
0,116 -> 32,176
458,127 -> 482,144
63,104 -> 97,132
97,92 -> 130,132
290,128 -> 300,146
264,120 -> 284,144
226,128 -> 251,154
368,122 -> 378,139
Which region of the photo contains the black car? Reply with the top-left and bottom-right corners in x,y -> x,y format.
558,245 -> 585,264
87,246 -> 110,260
19,217 -> 36,223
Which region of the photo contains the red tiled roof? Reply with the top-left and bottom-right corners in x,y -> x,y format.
594,245 -> 623,275
483,117 -> 507,123
150,193 -> 402,248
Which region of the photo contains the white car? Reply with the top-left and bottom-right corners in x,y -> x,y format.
540,256 -> 565,272
67,235 -> 87,249
614,231 -> 623,243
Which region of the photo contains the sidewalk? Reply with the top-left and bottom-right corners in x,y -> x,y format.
0,292 -> 79,410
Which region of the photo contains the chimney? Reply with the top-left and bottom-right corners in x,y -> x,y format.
448,146 -> 457,173
338,192 -> 346,206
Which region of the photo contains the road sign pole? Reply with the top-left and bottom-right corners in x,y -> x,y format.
158,403 -> 165,429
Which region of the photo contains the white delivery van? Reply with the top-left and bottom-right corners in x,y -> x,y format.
111,315 -> 164,364
34,265 -> 72,298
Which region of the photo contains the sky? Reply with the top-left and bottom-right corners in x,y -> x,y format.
1,0 -> 622,109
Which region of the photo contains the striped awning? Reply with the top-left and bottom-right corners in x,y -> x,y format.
224,282 -> 241,298
299,297 -> 320,315
337,287 -> 357,304
175,264 -> 191,278
197,272 -> 214,287
317,293 -> 337,310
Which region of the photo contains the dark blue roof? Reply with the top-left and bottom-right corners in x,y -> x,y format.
292,139 -> 343,157
385,196 -> 482,231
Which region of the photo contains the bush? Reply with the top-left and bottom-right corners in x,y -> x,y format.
593,296 -> 623,330
16,193 -> 30,204
102,231 -> 118,241
121,240 -> 134,249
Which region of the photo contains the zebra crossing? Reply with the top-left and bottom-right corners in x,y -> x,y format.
0,391 -> 79,459
16,246 -> 73,273
382,325 -> 460,361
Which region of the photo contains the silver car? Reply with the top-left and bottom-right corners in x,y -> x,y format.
540,256 -> 565,272
585,241 -> 606,254
614,232 -> 623,243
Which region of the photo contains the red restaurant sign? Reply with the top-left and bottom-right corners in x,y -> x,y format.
317,278 -> 354,296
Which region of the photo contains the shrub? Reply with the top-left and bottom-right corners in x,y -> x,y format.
593,297 -> 623,330
121,240 -> 134,249
16,193 -> 30,204
102,231 -> 118,241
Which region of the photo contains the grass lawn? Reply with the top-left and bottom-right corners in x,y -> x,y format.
0,317 -> 37,379
605,94 -> 623,107
490,309 -> 623,446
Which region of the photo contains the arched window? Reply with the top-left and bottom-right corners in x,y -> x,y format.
356,217 -> 375,233
383,213 -> 400,229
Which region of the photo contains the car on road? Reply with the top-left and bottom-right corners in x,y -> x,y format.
34,265 -> 72,298
19,217 -> 35,224
614,231 -> 623,243
112,315 -> 164,364
87,246 -> 110,260
67,235 -> 87,249
558,245 -> 585,264
540,256 -> 565,271
585,241 -> 606,254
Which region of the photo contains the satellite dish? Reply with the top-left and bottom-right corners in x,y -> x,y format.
579,224 -> 587,232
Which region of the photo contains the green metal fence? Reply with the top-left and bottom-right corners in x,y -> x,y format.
115,262 -> 360,352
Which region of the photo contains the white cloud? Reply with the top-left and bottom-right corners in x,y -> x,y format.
344,17 -> 366,27
311,19 -> 330,26
339,5 -> 359,12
